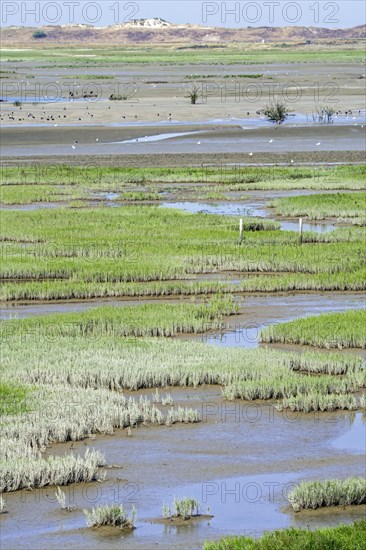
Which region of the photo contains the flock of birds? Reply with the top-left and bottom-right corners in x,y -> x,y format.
1,100 -> 362,126
0,104 -> 175,124
1,103 -> 364,153
0,106 -> 95,124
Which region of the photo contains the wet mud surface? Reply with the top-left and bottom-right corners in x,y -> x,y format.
2,387 -> 365,549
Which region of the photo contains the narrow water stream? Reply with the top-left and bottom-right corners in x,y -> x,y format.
0,193 -> 349,237
2,293 -> 365,352
160,202 -> 336,233
195,293 -> 365,350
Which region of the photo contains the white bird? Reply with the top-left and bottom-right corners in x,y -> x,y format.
249,152 -> 253,156
72,145 -> 76,149
96,138 -> 99,142
316,142 -> 321,146
269,139 -> 273,143
291,159 -> 294,163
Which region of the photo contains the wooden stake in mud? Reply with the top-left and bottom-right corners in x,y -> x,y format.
299,218 -> 303,244
239,218 -> 243,243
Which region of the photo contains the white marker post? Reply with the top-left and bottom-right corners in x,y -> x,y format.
239,218 -> 243,243
299,218 -> 303,244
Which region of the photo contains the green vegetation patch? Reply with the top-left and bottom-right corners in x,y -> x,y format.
1,164 -> 364,188
1,46 -> 365,66
0,382 -> 29,415
0,203 -> 364,301
2,334 -> 364,403
1,268 -> 365,302
272,193 -> 366,224
261,310 -> 366,349
2,297 -> 237,339
203,520 -> 366,550
0,184 -> 84,205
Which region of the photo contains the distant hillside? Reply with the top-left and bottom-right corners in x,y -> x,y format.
1,20 -> 365,46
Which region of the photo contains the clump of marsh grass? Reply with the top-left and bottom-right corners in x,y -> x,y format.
55,486 -> 66,509
166,407 -> 200,426
162,502 -> 171,518
153,389 -> 174,406
223,375 -> 359,403
287,353 -> 363,375
161,393 -> 174,406
288,478 -> 366,512
0,449 -> 105,493
55,486 -> 75,512
152,388 -> 161,403
163,497 -> 201,520
84,503 -> 136,530
261,310 -> 366,349
276,393 -> 358,413
272,192 -> 365,222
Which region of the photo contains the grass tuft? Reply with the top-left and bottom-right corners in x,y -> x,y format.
288,478 -> 366,511
84,504 -> 136,530
162,497 -> 201,520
